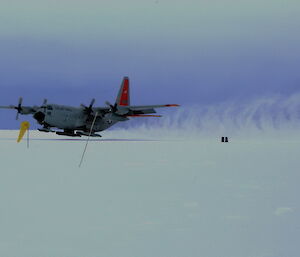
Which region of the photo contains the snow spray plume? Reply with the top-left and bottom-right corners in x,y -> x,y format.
111,93 -> 300,139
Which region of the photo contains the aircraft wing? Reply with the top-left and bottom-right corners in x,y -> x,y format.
0,105 -> 38,114
0,97 -> 39,117
123,104 -> 179,116
0,105 -> 17,109
93,107 -> 111,113
92,104 -> 179,117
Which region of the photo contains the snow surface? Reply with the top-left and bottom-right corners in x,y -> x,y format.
0,129 -> 299,257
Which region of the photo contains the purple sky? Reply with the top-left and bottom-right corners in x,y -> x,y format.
0,1 -> 300,128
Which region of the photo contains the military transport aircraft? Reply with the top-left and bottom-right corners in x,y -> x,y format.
0,77 -> 179,137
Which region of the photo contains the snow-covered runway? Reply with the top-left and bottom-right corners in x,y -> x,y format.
0,130 -> 299,257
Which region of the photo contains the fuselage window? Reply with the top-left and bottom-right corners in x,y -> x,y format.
47,105 -> 53,110
47,112 -> 52,116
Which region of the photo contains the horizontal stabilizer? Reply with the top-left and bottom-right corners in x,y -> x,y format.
127,104 -> 179,111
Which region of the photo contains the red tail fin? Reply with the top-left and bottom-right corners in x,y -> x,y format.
116,77 -> 130,106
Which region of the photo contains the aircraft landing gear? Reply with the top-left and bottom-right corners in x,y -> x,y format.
38,126 -> 54,133
56,129 -> 81,137
76,131 -> 102,137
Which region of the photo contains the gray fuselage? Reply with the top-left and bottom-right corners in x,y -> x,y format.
34,104 -> 117,132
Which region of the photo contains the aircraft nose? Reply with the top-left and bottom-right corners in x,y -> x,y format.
33,111 -> 45,124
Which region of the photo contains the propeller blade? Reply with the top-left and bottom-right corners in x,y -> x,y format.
105,101 -> 118,113
105,101 -> 113,108
15,97 -> 23,119
18,97 -> 23,108
81,99 -> 96,117
89,98 -> 95,108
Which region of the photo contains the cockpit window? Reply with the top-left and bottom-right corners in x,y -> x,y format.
47,105 -> 53,110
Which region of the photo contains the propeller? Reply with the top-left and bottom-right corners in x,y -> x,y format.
104,101 -> 129,116
81,99 -> 96,117
41,99 -> 48,111
15,97 -> 23,120
105,101 -> 117,113
42,99 -> 47,106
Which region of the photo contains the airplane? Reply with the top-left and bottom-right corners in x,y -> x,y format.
0,77 -> 179,137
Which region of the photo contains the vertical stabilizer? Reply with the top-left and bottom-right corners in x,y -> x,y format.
116,77 -> 130,106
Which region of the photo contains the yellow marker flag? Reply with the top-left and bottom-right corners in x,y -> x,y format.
17,121 -> 30,143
